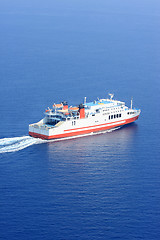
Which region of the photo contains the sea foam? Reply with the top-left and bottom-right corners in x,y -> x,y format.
0,136 -> 44,153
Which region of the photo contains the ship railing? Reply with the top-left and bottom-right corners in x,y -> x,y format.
29,123 -> 51,129
29,124 -> 40,128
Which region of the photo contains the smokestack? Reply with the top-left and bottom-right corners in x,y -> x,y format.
79,104 -> 85,119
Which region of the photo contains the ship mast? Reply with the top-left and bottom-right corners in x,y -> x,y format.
109,93 -> 114,100
131,97 -> 133,109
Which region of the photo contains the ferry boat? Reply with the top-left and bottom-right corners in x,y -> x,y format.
29,94 -> 141,140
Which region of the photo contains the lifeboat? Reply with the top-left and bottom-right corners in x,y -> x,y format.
53,103 -> 63,108
69,107 -> 79,111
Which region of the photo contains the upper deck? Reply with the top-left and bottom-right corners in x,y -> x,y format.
84,98 -> 125,110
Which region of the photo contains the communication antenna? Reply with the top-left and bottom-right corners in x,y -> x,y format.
84,97 -> 87,104
109,93 -> 114,100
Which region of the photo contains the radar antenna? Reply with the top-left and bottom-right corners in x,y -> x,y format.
109,93 -> 114,100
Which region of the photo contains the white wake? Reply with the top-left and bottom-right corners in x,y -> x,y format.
0,136 -> 44,153
0,127 -> 121,153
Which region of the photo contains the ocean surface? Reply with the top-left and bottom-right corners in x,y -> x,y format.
0,0 -> 160,239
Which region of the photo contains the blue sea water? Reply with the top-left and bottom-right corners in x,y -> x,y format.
0,0 -> 160,239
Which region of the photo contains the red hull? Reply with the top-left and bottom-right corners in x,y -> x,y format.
29,115 -> 139,140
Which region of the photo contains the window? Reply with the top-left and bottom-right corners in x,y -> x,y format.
111,115 -> 113,119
